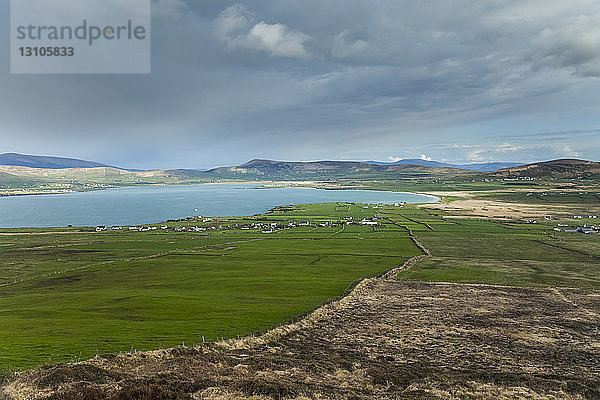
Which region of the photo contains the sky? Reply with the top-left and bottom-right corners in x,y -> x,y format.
2,0 -> 600,170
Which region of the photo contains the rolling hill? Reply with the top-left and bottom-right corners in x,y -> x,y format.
0,153 -> 118,169
0,153 -> 519,173
205,159 -> 470,180
490,159 -> 600,178
2,155 -> 599,193
0,158 -> 473,192
0,165 -> 212,188
364,159 -> 522,171
0,170 -> 45,189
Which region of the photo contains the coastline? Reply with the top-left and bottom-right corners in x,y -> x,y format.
0,180 -> 442,202
0,180 -> 326,198
0,184 -> 439,229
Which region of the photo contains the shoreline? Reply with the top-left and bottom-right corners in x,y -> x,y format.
0,180 -> 329,198
0,185 -> 440,230
0,180 -> 448,199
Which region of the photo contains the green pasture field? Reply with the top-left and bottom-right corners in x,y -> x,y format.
392,207 -> 600,289
2,197 -> 599,372
0,203 -> 419,370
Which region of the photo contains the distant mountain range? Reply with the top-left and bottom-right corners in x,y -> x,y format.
0,153 -> 520,172
0,153 -> 117,169
0,153 -> 598,189
204,159 -> 470,180
489,159 -> 600,178
363,159 -> 522,171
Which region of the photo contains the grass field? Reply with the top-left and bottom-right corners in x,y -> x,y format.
391,207 -> 600,289
0,203 -> 420,370
2,195 -> 599,373
1,191 -> 600,399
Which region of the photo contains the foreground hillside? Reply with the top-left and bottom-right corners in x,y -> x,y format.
3,275 -> 598,399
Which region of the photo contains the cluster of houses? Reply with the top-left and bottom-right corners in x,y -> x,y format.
257,217 -> 380,233
540,213 -> 600,234
92,202 -> 404,234
96,225 -> 164,232
554,222 -> 599,234
94,215 -> 383,235
517,213 -> 600,235
577,226 -> 597,234
96,224 -> 220,233
362,203 -> 404,209
556,225 -> 599,234
560,215 -> 599,234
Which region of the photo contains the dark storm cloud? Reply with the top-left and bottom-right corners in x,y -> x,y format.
1,0 -> 600,168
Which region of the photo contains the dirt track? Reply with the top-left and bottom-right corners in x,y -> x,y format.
4,273 -> 599,399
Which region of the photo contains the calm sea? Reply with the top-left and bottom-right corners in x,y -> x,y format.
0,184 -> 438,228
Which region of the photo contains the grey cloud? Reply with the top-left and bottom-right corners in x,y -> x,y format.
331,30 -> 369,59
530,14 -> 600,77
1,0 -> 600,168
214,4 -> 311,59
152,0 -> 192,21
384,141 -> 592,165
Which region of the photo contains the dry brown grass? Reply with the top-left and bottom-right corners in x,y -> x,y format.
419,191 -> 567,220
2,273 -> 598,400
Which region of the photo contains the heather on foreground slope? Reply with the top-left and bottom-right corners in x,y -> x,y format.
3,277 -> 599,399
